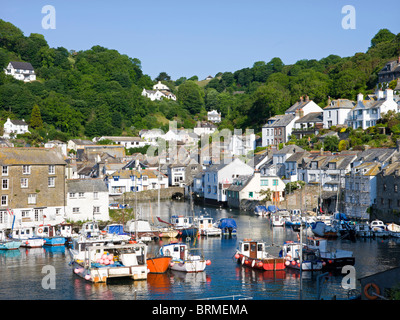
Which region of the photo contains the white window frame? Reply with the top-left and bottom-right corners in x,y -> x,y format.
21,178 -> 28,188
48,165 -> 55,175
72,207 -> 80,214
48,177 -> 55,187
1,195 -> 8,206
22,165 -> 31,175
28,194 -> 37,204
2,166 -> 8,176
2,179 -> 9,190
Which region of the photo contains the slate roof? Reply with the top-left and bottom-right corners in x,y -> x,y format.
263,114 -> 295,128
324,99 -> 355,110
227,175 -> 253,192
274,144 -> 305,155
285,100 -> 314,114
10,119 -> 28,126
295,112 -> 323,124
0,148 -> 66,165
9,61 -> 34,70
67,179 -> 108,193
355,148 -> 397,164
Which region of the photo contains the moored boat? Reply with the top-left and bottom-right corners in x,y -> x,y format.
11,227 -> 45,248
69,242 -> 148,283
309,221 -> 338,239
355,222 -> 374,238
215,218 -> 237,236
279,241 -> 323,271
234,239 -> 285,271
194,215 -> 221,237
387,223 -> 400,238
157,216 -> 198,238
306,236 -> 355,270
35,224 -> 66,246
159,242 -> 210,272
370,220 -> 390,238
0,229 -> 21,250
125,220 -> 160,242
147,256 -> 172,274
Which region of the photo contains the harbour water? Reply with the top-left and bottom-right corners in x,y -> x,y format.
1,200 -> 400,300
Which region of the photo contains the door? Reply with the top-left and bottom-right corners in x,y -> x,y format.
180,245 -> 185,260
249,242 -> 257,259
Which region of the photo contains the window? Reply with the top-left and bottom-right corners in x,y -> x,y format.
72,207 -> 80,214
78,192 -> 84,198
1,195 -> 7,206
28,194 -> 37,204
56,208 -> 61,215
261,180 -> 268,186
93,206 -> 100,214
273,179 -> 278,186
395,185 -> 398,193
21,178 -> 28,188
48,177 -> 55,187
22,165 -> 31,174
2,179 -> 8,190
2,166 -> 8,176
383,184 -> 387,191
69,192 -> 76,198
249,192 -> 253,198
48,165 -> 55,174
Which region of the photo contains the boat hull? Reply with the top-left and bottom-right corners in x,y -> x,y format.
170,259 -> 206,272
147,256 -> 172,274
0,240 -> 22,250
321,257 -> 355,270
71,260 -> 147,283
177,227 -> 198,238
285,259 -> 323,271
43,237 -> 66,246
236,254 -> 286,271
20,238 -> 45,248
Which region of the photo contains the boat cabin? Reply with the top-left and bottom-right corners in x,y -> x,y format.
12,227 -> 35,239
370,220 -> 385,230
171,215 -> 193,228
195,216 -> 213,229
58,224 -> 73,237
160,242 -> 190,261
80,221 -> 101,238
239,239 -> 266,260
306,237 -> 327,253
36,225 -> 57,237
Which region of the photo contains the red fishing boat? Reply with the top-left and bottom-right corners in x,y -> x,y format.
234,239 -> 286,271
147,256 -> 172,274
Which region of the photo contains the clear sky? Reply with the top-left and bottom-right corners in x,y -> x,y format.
1,0 -> 399,80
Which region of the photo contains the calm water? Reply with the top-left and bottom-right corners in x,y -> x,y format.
1,200 -> 400,300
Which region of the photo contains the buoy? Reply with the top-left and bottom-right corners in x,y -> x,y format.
364,283 -> 380,300
170,262 -> 175,267
235,253 -> 240,259
285,261 -> 290,266
258,262 -> 263,268
291,261 -> 296,266
206,260 -> 211,266
84,274 -> 91,281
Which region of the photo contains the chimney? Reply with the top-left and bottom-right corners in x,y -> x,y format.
300,96 -> 303,102
377,89 -> 384,100
385,88 -> 393,101
357,93 -> 363,102
305,95 -> 309,102
396,138 -> 400,153
327,96 -> 331,106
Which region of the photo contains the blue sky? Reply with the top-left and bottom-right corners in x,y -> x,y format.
1,0 -> 399,80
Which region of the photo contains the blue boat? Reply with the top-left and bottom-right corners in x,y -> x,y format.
216,218 -> 237,236
35,225 -> 66,246
0,229 -> 21,250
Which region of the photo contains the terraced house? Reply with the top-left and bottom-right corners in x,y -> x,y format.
0,148 -> 67,230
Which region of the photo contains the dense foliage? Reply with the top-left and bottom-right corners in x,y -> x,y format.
0,19 -> 399,143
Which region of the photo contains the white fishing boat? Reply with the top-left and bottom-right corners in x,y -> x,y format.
69,241 -> 148,283
157,226 -> 179,239
194,215 -> 221,237
387,223 -> 400,238
279,241 -> 323,271
271,213 -> 285,227
306,237 -> 355,270
355,222 -> 374,238
124,219 -> 159,242
370,220 -> 390,237
159,242 -> 210,273
11,227 -> 45,248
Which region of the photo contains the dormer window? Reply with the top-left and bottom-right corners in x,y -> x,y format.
328,162 -> 336,170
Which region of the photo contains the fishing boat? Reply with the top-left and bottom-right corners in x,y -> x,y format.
355,222 -> 374,238
69,241 -> 148,283
194,215 -> 221,237
146,255 -> 172,274
157,226 -> 179,239
158,242 -> 210,273
306,237 -> 355,270
254,205 -> 268,216
279,241 -> 323,271
271,213 -> 285,227
157,215 -> 198,238
215,218 -> 237,236
370,220 -> 390,238
387,223 -> 400,238
234,239 -> 286,271
35,224 -> 66,246
124,220 -> 159,242
309,221 -> 338,239
0,229 -> 21,250
11,227 -> 45,248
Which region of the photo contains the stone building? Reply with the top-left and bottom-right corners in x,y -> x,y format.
0,148 -> 67,230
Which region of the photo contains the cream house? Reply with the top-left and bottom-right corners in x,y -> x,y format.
4,61 -> 36,82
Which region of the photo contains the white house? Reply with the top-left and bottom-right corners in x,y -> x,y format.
207,110 -> 222,123
323,98 -> 355,128
66,179 -> 110,222
4,61 -> 36,82
141,88 -> 176,101
193,121 -> 217,136
105,169 -> 168,196
98,136 -> 150,149
347,89 -> 398,130
167,162 -> 187,187
285,96 -> 324,116
139,129 -> 164,145
2,118 -> 29,138
153,81 -> 170,91
228,132 -> 256,156
343,162 -> 380,219
44,140 -> 68,157
227,171 -> 285,208
204,158 -> 254,204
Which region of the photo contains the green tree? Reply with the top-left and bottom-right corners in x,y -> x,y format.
176,80 -> 204,115
30,104 -> 43,129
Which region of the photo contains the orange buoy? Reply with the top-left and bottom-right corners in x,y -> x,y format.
364,283 -> 380,300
